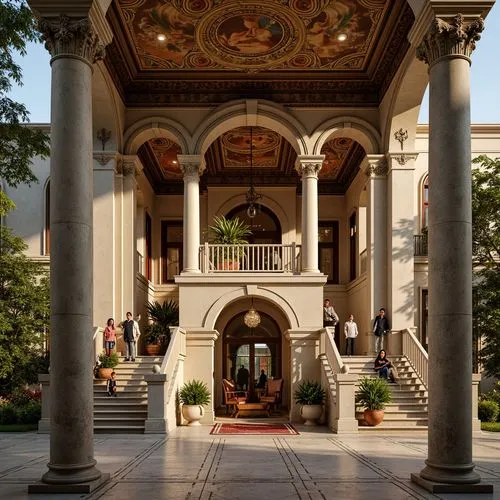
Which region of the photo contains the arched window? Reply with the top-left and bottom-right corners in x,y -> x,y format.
421,174 -> 429,230
226,205 -> 282,244
44,181 -> 50,255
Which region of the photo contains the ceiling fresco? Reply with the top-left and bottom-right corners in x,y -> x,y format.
106,0 -> 414,106
139,127 -> 365,194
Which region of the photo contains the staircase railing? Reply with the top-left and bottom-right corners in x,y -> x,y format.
401,328 -> 428,389
93,326 -> 104,363
320,327 -> 346,374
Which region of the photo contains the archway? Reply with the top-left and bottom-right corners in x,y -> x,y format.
226,204 -> 282,244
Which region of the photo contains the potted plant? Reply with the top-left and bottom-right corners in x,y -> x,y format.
209,215 -> 252,270
179,379 -> 211,426
294,380 -> 325,426
97,352 -> 119,380
145,300 -> 179,354
355,376 -> 392,426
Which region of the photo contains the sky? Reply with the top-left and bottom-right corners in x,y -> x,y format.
8,3 -> 500,125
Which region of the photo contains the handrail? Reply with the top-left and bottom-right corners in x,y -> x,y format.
160,326 -> 186,403
199,243 -> 301,273
401,327 -> 428,389
93,326 -> 104,363
414,234 -> 428,256
320,327 -> 346,374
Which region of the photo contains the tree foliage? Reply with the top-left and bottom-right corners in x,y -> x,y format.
0,1 -> 50,214
0,225 -> 50,396
472,155 -> 500,378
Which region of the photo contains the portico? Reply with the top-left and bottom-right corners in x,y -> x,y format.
25,0 -> 495,494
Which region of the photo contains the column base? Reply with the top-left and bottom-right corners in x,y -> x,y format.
144,418 -> 169,434
29,473 -> 110,494
332,418 -> 358,433
37,419 -> 50,434
411,473 -> 493,494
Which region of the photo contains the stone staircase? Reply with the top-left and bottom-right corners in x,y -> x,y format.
93,356 -> 160,433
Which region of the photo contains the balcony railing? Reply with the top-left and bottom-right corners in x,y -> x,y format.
199,243 -> 301,273
414,234 -> 428,256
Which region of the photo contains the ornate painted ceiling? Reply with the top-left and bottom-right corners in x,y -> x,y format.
105,0 -> 414,106
138,127 -> 365,194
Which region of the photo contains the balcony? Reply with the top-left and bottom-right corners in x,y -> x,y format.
414,234 -> 428,257
199,243 -> 301,273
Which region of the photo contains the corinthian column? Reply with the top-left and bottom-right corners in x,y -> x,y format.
28,7 -> 110,493
411,14 -> 492,493
179,155 -> 204,273
296,156 -> 324,273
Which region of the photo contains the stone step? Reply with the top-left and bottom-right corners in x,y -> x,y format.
94,426 -> 145,434
94,386 -> 147,394
94,394 -> 147,402
94,410 -> 148,419
359,425 -> 428,431
95,374 -> 147,381
356,410 -> 428,419
94,379 -> 147,387
94,402 -> 147,411
94,417 -> 147,427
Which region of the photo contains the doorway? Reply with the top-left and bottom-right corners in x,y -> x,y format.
223,311 -> 281,401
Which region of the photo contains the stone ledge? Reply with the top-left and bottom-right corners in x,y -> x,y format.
411,473 -> 493,493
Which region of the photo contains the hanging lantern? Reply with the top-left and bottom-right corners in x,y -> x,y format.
244,299 -> 261,328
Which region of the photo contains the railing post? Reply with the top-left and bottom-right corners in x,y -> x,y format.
144,373 -> 168,433
38,374 -> 51,433
204,242 -> 209,273
292,242 -> 297,273
332,373 -> 359,433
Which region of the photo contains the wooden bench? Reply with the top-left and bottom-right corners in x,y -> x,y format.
235,402 -> 270,418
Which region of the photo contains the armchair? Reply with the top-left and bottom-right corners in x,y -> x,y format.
222,379 -> 248,416
259,378 -> 283,414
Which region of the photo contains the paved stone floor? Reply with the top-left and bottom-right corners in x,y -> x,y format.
1,427 -> 499,499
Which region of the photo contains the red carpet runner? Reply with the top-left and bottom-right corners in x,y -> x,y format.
210,423 -> 299,435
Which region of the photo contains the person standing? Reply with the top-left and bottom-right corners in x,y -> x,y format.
344,314 -> 358,356
373,308 -> 390,353
323,298 -> 339,327
104,318 -> 116,357
122,312 -> 141,362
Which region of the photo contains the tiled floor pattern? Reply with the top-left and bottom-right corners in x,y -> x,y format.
0,427 -> 499,499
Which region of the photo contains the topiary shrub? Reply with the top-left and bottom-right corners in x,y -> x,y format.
16,401 -> 42,424
478,400 -> 499,423
0,403 -> 18,425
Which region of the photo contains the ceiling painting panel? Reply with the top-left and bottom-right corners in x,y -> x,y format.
147,137 -> 183,179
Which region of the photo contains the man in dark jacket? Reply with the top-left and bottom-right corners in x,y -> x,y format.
373,308 -> 390,353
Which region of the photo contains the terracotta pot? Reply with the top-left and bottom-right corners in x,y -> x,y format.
300,404 -> 322,426
182,404 -> 205,426
363,409 -> 384,426
218,260 -> 240,271
145,343 -> 161,356
98,367 -> 113,380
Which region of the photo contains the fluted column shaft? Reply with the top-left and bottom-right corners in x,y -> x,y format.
179,156 -> 204,273
296,156 -> 323,273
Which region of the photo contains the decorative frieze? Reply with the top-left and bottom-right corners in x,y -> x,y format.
38,14 -> 106,64
417,14 -> 484,67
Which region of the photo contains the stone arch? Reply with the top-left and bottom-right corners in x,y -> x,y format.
123,117 -> 191,155
310,116 -> 381,155
203,287 -> 299,331
192,100 -> 308,156
214,194 -> 291,243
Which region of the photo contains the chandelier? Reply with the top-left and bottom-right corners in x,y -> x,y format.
246,127 -> 262,218
244,298 -> 261,328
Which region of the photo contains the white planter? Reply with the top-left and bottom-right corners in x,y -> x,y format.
300,404 -> 322,426
182,404 -> 205,426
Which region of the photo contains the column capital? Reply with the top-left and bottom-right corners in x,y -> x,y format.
295,155 -> 325,179
116,155 -> 143,177
31,1 -> 113,66
416,14 -> 484,67
362,154 -> 388,178
178,155 -> 205,180
386,152 -> 419,171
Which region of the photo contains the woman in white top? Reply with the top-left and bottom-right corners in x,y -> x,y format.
344,314 -> 358,355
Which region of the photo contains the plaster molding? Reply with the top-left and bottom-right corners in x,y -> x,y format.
416,14 -> 484,67
387,152 -> 419,169
93,151 -> 118,167
295,155 -> 325,180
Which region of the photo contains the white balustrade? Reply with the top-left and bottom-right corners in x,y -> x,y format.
401,328 -> 428,389
199,243 -> 301,273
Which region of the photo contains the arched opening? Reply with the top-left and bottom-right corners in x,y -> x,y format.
226,204 -> 282,244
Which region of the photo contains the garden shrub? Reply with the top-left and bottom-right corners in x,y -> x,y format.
478,400 -> 500,423
16,401 -> 41,424
0,403 -> 18,425
8,388 -> 41,407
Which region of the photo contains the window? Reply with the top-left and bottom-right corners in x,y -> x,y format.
145,213 -> 152,281
226,205 -> 281,244
45,181 -> 50,255
422,175 -> 429,230
161,221 -> 183,282
318,221 -> 339,284
349,212 -> 356,281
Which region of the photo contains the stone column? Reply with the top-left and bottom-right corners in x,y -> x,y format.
362,155 -> 387,354
179,155 -> 204,273
28,10 -> 110,493
411,15 -> 491,493
296,156 -> 324,273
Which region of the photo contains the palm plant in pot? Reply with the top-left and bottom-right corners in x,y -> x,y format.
179,380 -> 211,426
355,376 -> 392,426
209,215 -> 252,270
294,380 -> 326,426
145,300 -> 179,355
97,352 -> 119,380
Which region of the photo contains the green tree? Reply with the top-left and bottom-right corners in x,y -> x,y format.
0,225 -> 50,395
0,1 -> 50,213
472,155 -> 500,378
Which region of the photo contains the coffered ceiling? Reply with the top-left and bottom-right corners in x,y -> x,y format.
105,0 -> 414,106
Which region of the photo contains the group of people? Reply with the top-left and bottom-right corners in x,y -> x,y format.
100,312 -> 142,397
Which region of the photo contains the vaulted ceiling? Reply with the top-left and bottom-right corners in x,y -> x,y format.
138,127 -> 366,194
105,0 -> 414,106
